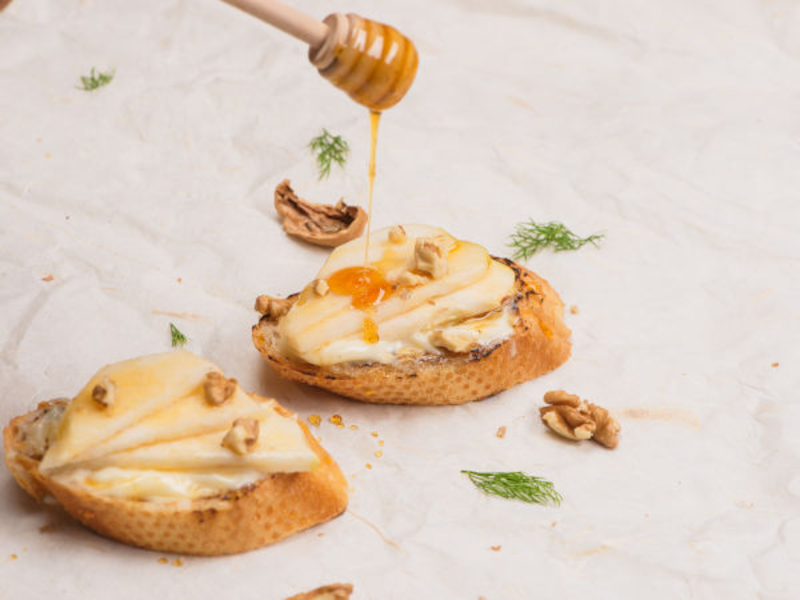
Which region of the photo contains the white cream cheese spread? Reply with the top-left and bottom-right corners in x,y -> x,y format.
278,225 -> 518,366
40,351 -> 318,501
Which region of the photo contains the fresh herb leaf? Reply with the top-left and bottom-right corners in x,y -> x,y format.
508,220 -> 604,260
170,323 -> 187,348
77,67 -> 115,91
461,470 -> 562,506
309,129 -> 349,180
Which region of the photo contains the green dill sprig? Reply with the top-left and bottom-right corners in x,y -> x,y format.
309,129 -> 349,180
76,67 -> 115,91
461,470 -> 562,506
508,220 -> 604,260
170,323 -> 187,348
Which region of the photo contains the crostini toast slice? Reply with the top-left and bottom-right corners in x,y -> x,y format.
4,396 -> 348,555
253,258 -> 571,405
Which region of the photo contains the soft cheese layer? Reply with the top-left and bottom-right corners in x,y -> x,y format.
278,225 -> 517,366
41,351 -> 318,501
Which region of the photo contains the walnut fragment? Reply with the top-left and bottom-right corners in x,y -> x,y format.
221,418 -> 259,455
204,372 -> 237,406
414,237 -> 448,279
285,584 -> 354,600
274,179 -> 367,247
255,295 -> 293,320
429,328 -> 479,353
540,390 -> 620,449
91,378 -> 116,409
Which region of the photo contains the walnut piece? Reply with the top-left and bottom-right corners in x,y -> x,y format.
274,180 -> 367,247
204,371 -> 237,406
414,238 -> 448,279
285,584 -> 354,600
388,225 -> 407,243
429,328 -> 479,353
221,418 -> 260,455
396,270 -> 427,287
91,378 -> 116,409
540,390 -> 620,449
254,295 -> 292,320
312,278 -> 330,297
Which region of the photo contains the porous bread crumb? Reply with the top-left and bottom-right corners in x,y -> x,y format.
570,305 -> 579,315
42,274 -> 54,282
491,545 -> 501,551
308,414 -> 322,427
496,426 -> 507,439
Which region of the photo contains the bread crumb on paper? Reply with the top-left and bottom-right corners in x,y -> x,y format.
495,426 -> 506,438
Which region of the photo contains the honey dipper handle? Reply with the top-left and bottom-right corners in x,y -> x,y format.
221,0 -> 329,47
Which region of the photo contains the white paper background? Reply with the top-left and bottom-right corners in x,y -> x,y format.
1,0 -> 799,598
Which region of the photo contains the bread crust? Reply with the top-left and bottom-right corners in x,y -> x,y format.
253,258 -> 571,405
3,398 -> 348,556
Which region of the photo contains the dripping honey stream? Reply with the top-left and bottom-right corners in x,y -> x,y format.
364,109 -> 381,265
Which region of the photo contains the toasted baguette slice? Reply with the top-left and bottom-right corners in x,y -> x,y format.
3,397 -> 348,556
253,258 -> 571,405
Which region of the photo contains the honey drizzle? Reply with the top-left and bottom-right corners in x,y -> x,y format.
364,110 -> 381,265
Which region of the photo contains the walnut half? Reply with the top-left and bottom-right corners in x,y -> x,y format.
540,390 -> 620,449
274,180 -> 367,247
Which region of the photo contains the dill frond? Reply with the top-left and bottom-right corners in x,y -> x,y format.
509,220 -> 604,260
461,470 -> 562,506
309,129 -> 349,180
170,323 -> 187,348
77,67 -> 115,92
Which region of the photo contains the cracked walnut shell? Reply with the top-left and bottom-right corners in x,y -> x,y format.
274,179 -> 367,247
540,390 -> 620,449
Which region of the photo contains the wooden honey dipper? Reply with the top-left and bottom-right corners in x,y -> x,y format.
222,0 -> 418,111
